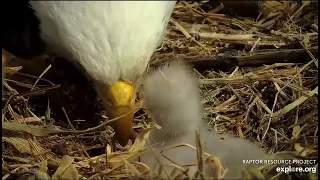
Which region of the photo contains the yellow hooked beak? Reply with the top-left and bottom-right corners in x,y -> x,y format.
105,80 -> 137,146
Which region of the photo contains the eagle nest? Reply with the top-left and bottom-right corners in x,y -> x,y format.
2,1 -> 318,180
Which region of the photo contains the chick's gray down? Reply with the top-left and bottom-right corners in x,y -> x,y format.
140,62 -> 267,179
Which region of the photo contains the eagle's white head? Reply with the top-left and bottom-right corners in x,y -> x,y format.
29,1 -> 176,146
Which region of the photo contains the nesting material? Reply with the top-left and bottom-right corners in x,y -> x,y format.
141,62 -> 267,179
2,1 -> 317,179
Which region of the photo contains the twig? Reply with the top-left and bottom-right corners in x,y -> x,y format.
3,106 -> 142,136
146,141 -> 173,180
62,107 -> 90,158
291,2 -> 310,20
2,84 -> 61,123
272,87 -> 318,119
169,19 -> 191,38
299,41 -> 318,69
272,60 -> 314,98
250,37 -> 261,52
169,19 -> 207,49
27,64 -> 52,102
194,131 -> 204,179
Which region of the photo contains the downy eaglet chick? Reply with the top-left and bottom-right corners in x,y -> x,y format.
140,62 -> 268,179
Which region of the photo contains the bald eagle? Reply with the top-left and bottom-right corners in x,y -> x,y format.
2,1 -> 176,146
